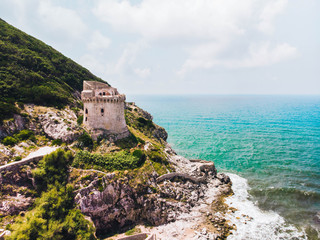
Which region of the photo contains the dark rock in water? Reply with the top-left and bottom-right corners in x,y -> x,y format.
199,161 -> 217,177
217,173 -> 231,184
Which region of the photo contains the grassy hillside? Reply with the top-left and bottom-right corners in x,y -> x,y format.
0,18 -> 107,121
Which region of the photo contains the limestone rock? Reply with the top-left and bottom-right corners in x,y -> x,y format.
0,195 -> 33,216
136,106 -> 153,121
38,108 -> 80,142
152,126 -> 168,142
0,114 -> 27,138
216,173 -> 231,184
0,229 -> 11,240
74,147 -> 231,236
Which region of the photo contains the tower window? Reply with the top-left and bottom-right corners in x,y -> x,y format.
103,92 -> 106,96
85,108 -> 88,114
101,108 -> 104,116
85,117 -> 87,121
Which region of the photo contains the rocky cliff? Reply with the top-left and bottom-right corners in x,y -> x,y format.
0,18 -> 235,239
0,104 -> 234,240
69,143 -> 233,239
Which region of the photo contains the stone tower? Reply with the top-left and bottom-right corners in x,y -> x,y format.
81,81 -> 129,140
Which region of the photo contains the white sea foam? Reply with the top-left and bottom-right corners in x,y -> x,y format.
225,173 -> 307,240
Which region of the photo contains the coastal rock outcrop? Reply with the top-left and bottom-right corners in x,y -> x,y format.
74,145 -> 232,237
152,126 -> 168,142
74,171 -> 198,235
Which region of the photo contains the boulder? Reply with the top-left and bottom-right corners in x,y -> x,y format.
38,109 -> 80,142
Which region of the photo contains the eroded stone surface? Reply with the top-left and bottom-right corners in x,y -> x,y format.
75,144 -> 232,238
38,108 -> 80,142
81,81 -> 129,141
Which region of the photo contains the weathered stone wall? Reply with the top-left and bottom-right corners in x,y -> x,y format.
81,81 -> 129,140
83,96 -> 128,135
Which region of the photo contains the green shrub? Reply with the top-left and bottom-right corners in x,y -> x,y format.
51,139 -> 63,146
33,149 -> 73,192
147,146 -> 168,165
8,147 -> 95,239
73,150 -> 146,172
8,185 -> 96,240
137,117 -> 148,125
132,149 -> 146,166
14,156 -> 22,161
71,107 -> 80,115
77,115 -> 83,125
15,129 -> 34,141
2,136 -> 18,146
136,137 -> 145,144
0,101 -> 18,123
137,117 -> 154,128
80,175 -> 92,181
76,132 -> 93,150
114,133 -> 138,149
1,130 -> 36,146
125,227 -> 141,236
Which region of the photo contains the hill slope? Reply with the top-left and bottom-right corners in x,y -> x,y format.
0,18 -> 107,121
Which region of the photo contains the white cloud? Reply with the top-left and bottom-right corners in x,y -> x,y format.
179,42 -> 297,74
38,0 -> 87,39
79,54 -> 106,76
93,0 -> 293,75
87,31 -> 111,51
134,68 -> 151,78
257,0 -> 288,34
107,40 -> 148,75
235,42 -> 297,68
93,0 -> 255,41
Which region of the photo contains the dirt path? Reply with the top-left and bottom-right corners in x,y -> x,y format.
0,146 -> 58,172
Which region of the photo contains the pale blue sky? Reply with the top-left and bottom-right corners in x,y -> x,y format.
0,0 -> 319,95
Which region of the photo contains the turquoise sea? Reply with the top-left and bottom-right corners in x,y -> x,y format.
129,95 -> 320,237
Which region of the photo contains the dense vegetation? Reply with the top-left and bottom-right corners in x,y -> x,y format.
1,129 -> 35,146
0,18 -> 173,240
73,149 -> 146,172
0,18 -> 107,121
7,149 -> 96,239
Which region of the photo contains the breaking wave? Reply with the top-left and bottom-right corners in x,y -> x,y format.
225,173 -> 307,240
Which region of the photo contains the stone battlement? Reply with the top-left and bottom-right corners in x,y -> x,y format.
82,94 -> 126,103
81,81 -> 129,141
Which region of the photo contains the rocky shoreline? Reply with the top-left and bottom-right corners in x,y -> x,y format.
74,142 -> 234,239
0,104 -> 235,240
146,144 -> 234,240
